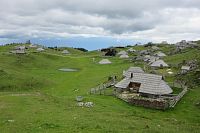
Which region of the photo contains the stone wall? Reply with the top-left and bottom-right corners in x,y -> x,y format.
128,97 -> 169,110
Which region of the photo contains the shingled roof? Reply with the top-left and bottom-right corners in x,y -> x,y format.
36,48 -> 44,52
115,73 -> 172,95
144,56 -> 159,63
152,46 -> 160,50
123,67 -> 144,78
10,50 -> 26,54
181,66 -> 191,70
62,50 -> 70,54
99,59 -> 112,64
14,45 -> 26,50
117,50 -> 128,55
154,51 -> 166,57
139,50 -> 150,55
127,48 -> 136,52
150,60 -> 169,67
119,54 -> 129,58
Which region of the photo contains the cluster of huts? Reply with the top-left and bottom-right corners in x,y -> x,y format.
116,45 -> 169,69
117,50 -> 129,58
97,42 -> 199,109
10,44 -> 71,55
10,44 -> 45,54
10,45 -> 27,54
180,60 -> 198,74
175,40 -> 198,51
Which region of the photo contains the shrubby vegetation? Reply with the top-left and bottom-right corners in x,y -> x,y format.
74,47 -> 88,52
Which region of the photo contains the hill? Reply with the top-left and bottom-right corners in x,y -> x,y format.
0,43 -> 200,133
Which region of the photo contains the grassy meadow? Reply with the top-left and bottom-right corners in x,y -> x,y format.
0,44 -> 200,133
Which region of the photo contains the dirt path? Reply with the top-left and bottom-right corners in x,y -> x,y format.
0,92 -> 41,97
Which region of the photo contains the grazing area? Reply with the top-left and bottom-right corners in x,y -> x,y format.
0,43 -> 200,133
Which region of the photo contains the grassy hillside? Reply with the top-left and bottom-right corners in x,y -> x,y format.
0,44 -> 200,133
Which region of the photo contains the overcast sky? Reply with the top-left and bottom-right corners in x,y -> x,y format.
0,0 -> 200,49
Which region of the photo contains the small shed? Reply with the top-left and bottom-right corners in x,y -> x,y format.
154,52 -> 166,57
134,56 -> 144,61
123,67 -> 144,78
161,41 -> 168,44
152,46 -> 160,50
36,48 -> 44,52
139,50 -> 150,55
127,48 -> 136,52
119,54 -> 129,58
181,66 -> 191,74
150,60 -> 169,68
14,45 -> 26,50
62,50 -> 70,54
144,56 -> 159,63
117,50 -> 128,55
10,50 -> 26,54
98,59 -> 112,64
29,44 -> 37,48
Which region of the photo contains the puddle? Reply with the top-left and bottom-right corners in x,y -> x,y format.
58,68 -> 78,72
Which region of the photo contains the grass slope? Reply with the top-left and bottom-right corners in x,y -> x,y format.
0,44 -> 200,133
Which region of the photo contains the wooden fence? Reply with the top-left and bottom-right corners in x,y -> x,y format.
89,81 -> 115,95
169,86 -> 188,108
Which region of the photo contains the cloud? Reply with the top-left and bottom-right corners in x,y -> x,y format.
0,0 -> 200,43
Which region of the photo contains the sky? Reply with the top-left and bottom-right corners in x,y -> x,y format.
0,0 -> 200,50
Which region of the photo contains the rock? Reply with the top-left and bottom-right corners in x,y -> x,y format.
84,102 -> 93,107
77,102 -> 84,107
77,101 -> 94,107
7,120 -> 14,123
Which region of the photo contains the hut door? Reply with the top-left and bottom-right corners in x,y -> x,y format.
129,82 -> 141,92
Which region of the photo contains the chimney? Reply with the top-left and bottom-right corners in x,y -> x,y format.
131,73 -> 133,78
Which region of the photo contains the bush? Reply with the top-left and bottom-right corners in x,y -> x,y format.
75,48 -> 88,52
105,49 -> 117,56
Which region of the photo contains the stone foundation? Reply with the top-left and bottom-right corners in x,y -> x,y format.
128,97 -> 169,110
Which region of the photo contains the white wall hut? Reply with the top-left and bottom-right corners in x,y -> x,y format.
29,44 -> 37,48
98,59 -> 112,64
161,41 -> 168,44
12,45 -> 26,54
119,54 -> 129,58
181,66 -> 191,74
139,50 -> 150,55
62,50 -> 70,54
144,56 -> 159,63
127,48 -> 136,52
36,48 -> 44,52
11,50 -> 26,54
151,46 -> 160,50
150,60 -> 169,68
117,50 -> 128,55
123,67 -> 144,78
14,45 -> 26,50
154,51 -> 166,57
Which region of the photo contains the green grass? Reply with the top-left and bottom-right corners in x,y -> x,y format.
0,44 -> 200,133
